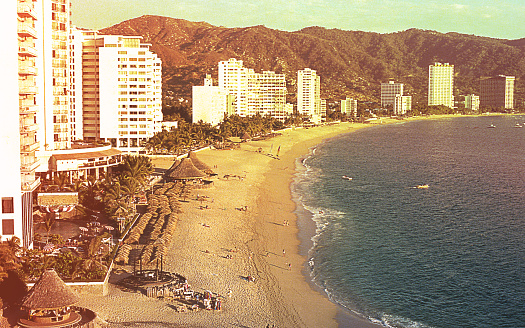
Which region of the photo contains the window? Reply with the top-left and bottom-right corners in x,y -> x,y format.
2,219 -> 14,235
2,197 -> 14,213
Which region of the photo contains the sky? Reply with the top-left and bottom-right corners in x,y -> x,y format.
71,0 -> 525,40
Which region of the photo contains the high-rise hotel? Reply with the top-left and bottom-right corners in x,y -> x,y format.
216,58 -> 289,121
70,30 -> 163,153
297,68 -> 321,124
1,0 -> 162,246
428,62 -> 454,108
480,75 -> 515,110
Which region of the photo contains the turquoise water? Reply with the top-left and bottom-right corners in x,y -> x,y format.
293,116 -> 525,328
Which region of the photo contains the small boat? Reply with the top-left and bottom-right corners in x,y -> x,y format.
416,184 -> 429,189
514,123 -> 523,128
487,124 -> 496,128
342,175 -> 353,181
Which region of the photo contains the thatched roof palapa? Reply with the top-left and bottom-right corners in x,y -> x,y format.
168,158 -> 207,180
187,151 -> 214,175
21,269 -> 80,310
241,132 -> 252,140
165,159 -> 181,175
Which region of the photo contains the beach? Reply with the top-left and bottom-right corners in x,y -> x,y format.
75,121 -> 397,328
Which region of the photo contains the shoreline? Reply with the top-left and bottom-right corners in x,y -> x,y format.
76,115 -> 497,327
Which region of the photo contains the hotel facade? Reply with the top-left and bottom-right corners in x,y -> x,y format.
479,75 -> 515,110
428,62 -> 454,108
216,58 -> 290,122
297,68 -> 321,124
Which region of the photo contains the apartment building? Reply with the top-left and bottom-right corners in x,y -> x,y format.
192,75 -> 233,126
297,68 -> 321,124
465,94 -> 480,111
394,95 -> 412,115
0,0 -> 41,247
428,62 -> 454,108
219,58 -> 250,117
381,81 -> 404,108
71,30 -> 163,153
341,97 -> 358,117
480,75 -> 515,109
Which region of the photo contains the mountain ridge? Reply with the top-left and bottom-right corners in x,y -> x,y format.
99,15 -> 524,107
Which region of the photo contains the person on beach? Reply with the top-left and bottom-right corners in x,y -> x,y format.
282,249 -> 286,257
288,263 -> 292,270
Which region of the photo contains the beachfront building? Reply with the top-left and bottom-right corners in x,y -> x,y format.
0,0 -> 42,248
192,75 -> 233,125
428,62 -> 454,108
34,0 -> 73,154
394,95 -> 412,115
71,29 -> 163,153
381,81 -> 404,108
341,97 -> 358,117
297,68 -> 322,124
465,94 -> 480,111
217,58 -> 290,121
479,75 -> 515,110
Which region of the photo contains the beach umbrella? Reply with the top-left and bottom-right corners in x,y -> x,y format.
43,244 -> 55,252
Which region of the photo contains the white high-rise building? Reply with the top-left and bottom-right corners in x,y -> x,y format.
394,95 -> 412,115
70,30 -> 163,153
297,68 -> 321,124
465,94 -> 480,111
219,58 -> 250,117
1,0 -> 41,248
381,81 -> 404,108
192,75 -> 233,126
341,97 -> 358,117
218,58 -> 289,121
428,62 -> 454,108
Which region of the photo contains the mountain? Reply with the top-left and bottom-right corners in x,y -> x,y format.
100,15 -> 525,107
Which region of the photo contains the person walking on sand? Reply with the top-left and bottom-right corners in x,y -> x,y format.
288,263 -> 292,271
282,249 -> 286,257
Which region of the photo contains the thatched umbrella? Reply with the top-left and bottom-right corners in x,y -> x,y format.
19,269 -> 82,327
21,269 -> 80,310
167,158 -> 207,181
187,151 -> 215,175
165,159 -> 181,175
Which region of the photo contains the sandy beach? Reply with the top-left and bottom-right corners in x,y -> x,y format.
74,120 -> 405,328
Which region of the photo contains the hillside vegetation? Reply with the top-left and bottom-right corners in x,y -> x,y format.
100,15 -> 525,107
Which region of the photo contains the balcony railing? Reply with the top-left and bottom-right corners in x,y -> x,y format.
19,64 -> 38,75
19,84 -> 38,94
20,159 -> 40,174
20,141 -> 39,153
17,22 -> 37,38
17,5 -> 37,19
21,176 -> 40,192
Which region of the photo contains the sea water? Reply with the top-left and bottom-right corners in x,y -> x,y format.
293,116 -> 525,328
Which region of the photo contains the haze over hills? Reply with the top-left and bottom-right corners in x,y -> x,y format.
100,15 -> 525,107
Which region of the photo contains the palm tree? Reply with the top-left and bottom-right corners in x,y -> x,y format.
82,236 -> 108,274
53,172 -> 70,191
0,238 -> 21,282
40,213 -> 56,244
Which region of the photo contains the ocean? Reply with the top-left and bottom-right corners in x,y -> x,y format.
293,116 -> 525,328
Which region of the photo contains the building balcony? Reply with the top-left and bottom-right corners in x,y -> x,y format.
19,63 -> 38,75
20,124 -> 38,134
19,84 -> 38,94
17,23 -> 37,38
20,159 -> 40,174
20,104 -> 37,115
21,141 -> 39,153
21,176 -> 40,192
17,4 -> 37,19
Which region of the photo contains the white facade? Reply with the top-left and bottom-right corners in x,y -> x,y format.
394,95 -> 412,115
297,68 -> 321,124
218,58 -> 288,121
465,94 -> 480,111
428,62 -> 454,108
381,81 -> 404,108
192,75 -> 231,126
71,31 -> 163,154
341,97 -> 358,117
219,58 -> 249,117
